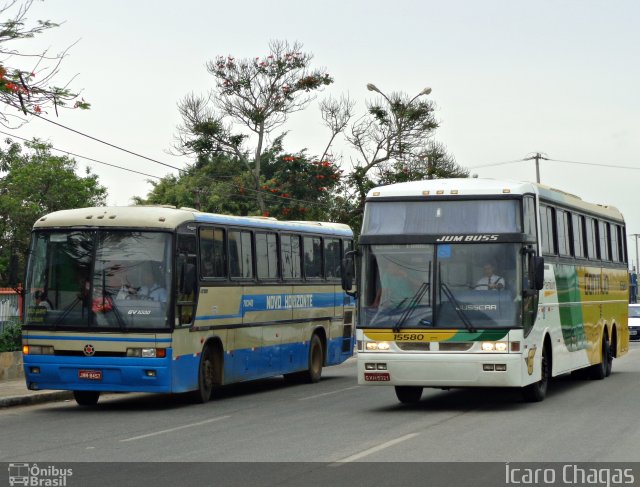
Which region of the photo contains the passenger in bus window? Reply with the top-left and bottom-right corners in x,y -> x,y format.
475,261 -> 505,290
34,290 -> 53,310
138,267 -> 168,303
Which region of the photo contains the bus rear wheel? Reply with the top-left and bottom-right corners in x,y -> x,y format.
285,334 -> 324,384
73,390 -> 100,406
522,345 -> 549,402
589,335 -> 612,380
395,386 -> 423,404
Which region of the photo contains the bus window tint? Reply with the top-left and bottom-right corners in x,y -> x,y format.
324,238 -> 341,279
229,230 -> 253,278
200,227 -> 226,278
304,236 -> 322,278
281,234 -> 301,279
256,232 -> 278,279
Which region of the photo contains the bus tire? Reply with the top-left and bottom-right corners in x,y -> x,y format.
305,334 -> 324,383
73,390 -> 100,406
191,345 -> 215,403
522,344 -> 550,402
589,335 -> 611,380
395,386 -> 423,404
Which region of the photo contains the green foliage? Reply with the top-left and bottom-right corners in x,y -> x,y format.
0,139 -> 107,284
0,321 -> 21,352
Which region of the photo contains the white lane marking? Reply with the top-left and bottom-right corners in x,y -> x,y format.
298,386 -> 360,401
120,415 -> 230,442
329,433 -> 420,466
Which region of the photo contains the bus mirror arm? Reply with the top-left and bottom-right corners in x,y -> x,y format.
341,250 -> 359,297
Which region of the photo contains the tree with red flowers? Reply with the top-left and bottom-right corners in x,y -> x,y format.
174,40 -> 333,214
0,0 -> 89,127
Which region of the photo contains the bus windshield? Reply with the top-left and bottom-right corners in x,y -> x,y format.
359,243 -> 522,329
362,200 -> 521,235
24,230 -> 173,330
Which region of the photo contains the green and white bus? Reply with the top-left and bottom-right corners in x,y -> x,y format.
351,178 -> 630,403
22,206 -> 355,405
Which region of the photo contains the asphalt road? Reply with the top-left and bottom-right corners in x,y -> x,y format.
1,343 -> 639,464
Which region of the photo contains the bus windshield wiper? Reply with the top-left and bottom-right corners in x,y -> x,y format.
393,282 -> 430,333
440,281 -> 476,333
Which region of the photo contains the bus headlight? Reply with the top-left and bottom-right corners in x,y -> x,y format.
22,345 -> 54,355
127,348 -> 167,358
481,341 -> 508,352
365,341 -> 390,351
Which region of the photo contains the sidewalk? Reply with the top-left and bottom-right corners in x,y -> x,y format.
0,379 -> 73,408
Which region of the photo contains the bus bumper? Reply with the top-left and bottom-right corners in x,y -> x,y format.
22,353 -> 173,393
357,352 -> 524,388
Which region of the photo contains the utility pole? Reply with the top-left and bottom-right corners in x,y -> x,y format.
524,153 -> 549,183
631,234 -> 640,274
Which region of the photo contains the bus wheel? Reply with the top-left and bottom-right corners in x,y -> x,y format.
395,386 -> 423,404
305,334 -> 324,383
192,345 -> 215,403
589,335 -> 611,380
522,345 -> 549,402
73,390 -> 100,406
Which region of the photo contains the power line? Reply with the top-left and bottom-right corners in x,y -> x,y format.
547,158 -> 640,171
34,113 -> 183,171
0,130 -> 162,179
466,159 -> 526,169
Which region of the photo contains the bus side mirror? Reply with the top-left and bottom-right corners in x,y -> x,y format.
532,255 -> 545,291
341,251 -> 357,297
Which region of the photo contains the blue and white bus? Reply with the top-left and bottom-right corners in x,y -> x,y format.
22,206 -> 355,405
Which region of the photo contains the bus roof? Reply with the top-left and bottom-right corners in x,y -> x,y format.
33,206 -> 353,237
366,178 -> 624,222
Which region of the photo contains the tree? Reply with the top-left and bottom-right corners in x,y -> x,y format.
0,138 -> 106,285
336,84 -> 468,235
0,0 -> 89,127
174,40 -> 332,213
136,148 -> 343,222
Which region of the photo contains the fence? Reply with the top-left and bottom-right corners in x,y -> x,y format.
0,288 -> 21,333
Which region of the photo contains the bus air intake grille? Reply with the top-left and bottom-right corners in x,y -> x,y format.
438,342 -> 474,351
396,342 -> 431,351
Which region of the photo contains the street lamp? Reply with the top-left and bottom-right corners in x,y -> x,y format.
366,82 -> 433,165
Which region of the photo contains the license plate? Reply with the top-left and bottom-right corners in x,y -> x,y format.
364,372 -> 390,382
78,370 -> 102,380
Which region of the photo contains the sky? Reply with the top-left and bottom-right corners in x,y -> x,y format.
6,0 -> 640,265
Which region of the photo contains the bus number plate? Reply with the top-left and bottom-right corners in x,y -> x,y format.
364,372 -> 390,382
78,370 -> 102,380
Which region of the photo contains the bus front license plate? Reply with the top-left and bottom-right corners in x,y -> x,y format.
364,372 -> 390,382
78,370 -> 102,380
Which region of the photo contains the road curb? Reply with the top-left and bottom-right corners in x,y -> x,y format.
0,390 -> 73,408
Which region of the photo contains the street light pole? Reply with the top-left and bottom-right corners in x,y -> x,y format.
630,234 -> 640,273
366,83 -> 432,167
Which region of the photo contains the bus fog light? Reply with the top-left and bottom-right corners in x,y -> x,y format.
495,342 -> 508,352
481,342 -> 495,351
365,363 -> 376,370
30,367 -> 40,374
376,363 -> 387,370
483,364 -> 495,371
495,364 -> 507,371
145,370 -> 156,377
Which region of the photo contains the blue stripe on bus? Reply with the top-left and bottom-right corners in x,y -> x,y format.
195,292 -> 346,321
25,335 -> 172,343
193,214 -> 353,236
23,336 -> 354,394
